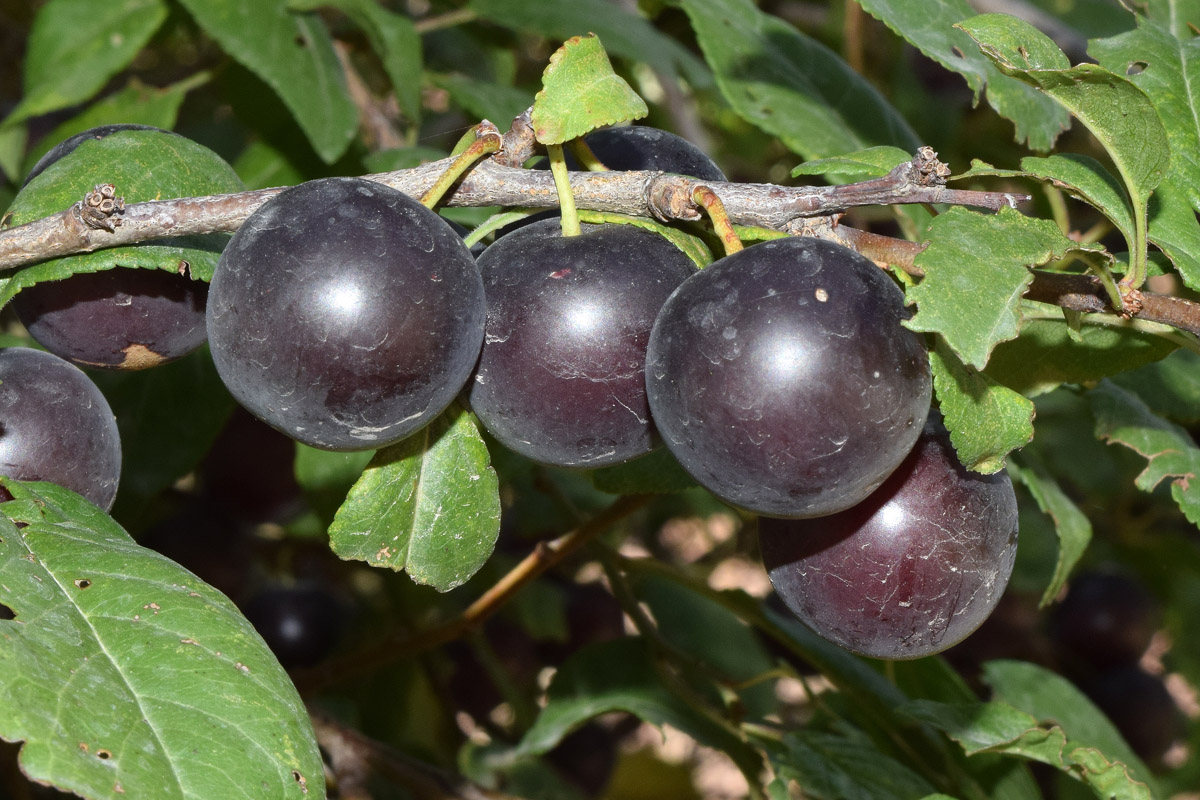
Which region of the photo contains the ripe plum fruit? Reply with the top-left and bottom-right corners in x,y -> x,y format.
469,219 -> 696,467
207,177 -> 485,451
646,237 -> 931,518
759,416 -> 1019,660
17,126 -> 209,370
548,126 -> 726,181
13,268 -> 208,369
0,347 -> 122,510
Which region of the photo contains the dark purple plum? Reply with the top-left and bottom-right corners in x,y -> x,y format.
1049,570 -> 1160,669
13,268 -> 208,369
469,219 -> 696,467
24,124 -> 171,186
546,126 -> 726,181
0,347 -> 122,510
18,125 -> 209,370
759,417 -> 1019,660
206,177 -> 485,451
646,237 -> 931,518
1079,665 -> 1186,769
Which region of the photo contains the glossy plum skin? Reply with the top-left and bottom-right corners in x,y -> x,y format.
646,237 -> 931,518
759,418 -> 1019,660
13,268 -> 208,369
561,126 -> 726,181
207,177 -> 485,451
0,347 -> 122,510
19,125 -> 208,370
469,219 -> 696,467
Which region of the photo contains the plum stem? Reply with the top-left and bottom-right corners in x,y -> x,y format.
547,143 -> 581,236
693,185 -> 743,256
418,123 -> 502,209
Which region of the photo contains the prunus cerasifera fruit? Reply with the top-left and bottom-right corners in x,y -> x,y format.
16,126 -> 211,369
549,126 -> 726,181
242,585 -> 344,669
0,347 -> 122,510
207,177 -> 485,451
759,416 -> 1019,660
12,268 -> 208,370
469,219 -> 696,467
646,237 -> 931,518
1049,570 -> 1160,669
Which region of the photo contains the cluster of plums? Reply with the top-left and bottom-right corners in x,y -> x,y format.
0,124 -> 1020,661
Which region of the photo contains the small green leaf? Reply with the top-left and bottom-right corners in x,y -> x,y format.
468,0 -> 710,86
1091,18 -> 1200,213
766,729 -> 939,800
1008,462 -> 1092,607
930,339 -> 1035,473
531,35 -> 648,145
3,0 -> 169,127
959,14 -> 1170,285
22,75 -> 209,178
1148,179 -> 1200,289
516,637 -> 761,777
576,210 -> 712,269
3,130 -> 244,300
1089,379 -> 1200,526
983,313 -> 1177,398
856,0 -> 1070,150
906,206 -> 1088,369
590,447 -> 699,495
288,0 -> 423,123
232,140 -> 305,191
174,0 -> 358,163
680,0 -> 920,160
0,480 -> 324,800
0,125 -> 27,183
328,406 -> 501,592
983,660 -> 1158,794
1020,154 -> 1134,249
791,146 -> 912,182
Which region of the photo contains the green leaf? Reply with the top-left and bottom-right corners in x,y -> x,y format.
959,14 -> 1170,284
231,140 -> 305,191
766,729 -> 938,800
3,129 -> 244,295
0,125 -> 27,183
516,637 -> 761,777
856,0 -> 1070,151
590,446 -> 699,495
983,660 -> 1158,795
906,206 -> 1088,369
1019,154 -> 1134,249
429,73 -> 533,128
468,0 -> 710,86
1146,0 -> 1200,38
1111,347 -> 1200,424
22,75 -> 209,179
3,0 -> 169,127
1091,18 -> 1200,212
328,406 -> 501,592
173,0 -> 358,163
1089,379 -> 1200,526
679,0 -> 920,160
89,347 -> 237,514
0,480 -> 324,800
1008,462 -> 1092,607
531,35 -> 649,145
790,146 -> 912,182
288,0 -> 423,123
930,338 -> 1035,474
983,313 -> 1177,398
1148,178 -> 1200,289
900,698 -> 1152,800
293,444 -> 373,524
576,210 -> 713,269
